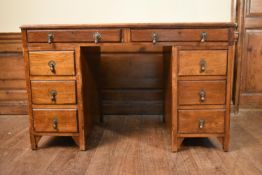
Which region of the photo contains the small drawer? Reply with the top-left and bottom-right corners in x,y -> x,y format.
29,51 -> 75,76
178,50 -> 227,76
31,81 -> 76,105
178,80 -> 226,105
33,109 -> 78,132
178,109 -> 225,134
27,29 -> 122,43
130,29 -> 229,42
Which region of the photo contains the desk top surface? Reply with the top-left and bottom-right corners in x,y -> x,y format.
21,23 -> 236,29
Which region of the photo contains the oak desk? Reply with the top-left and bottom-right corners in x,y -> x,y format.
21,23 -> 236,152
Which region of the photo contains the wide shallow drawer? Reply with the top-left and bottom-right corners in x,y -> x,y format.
178,109 -> 225,134
178,50 -> 227,76
131,29 -> 229,42
178,80 -> 226,105
31,81 -> 76,105
29,51 -> 75,76
27,29 -> 122,43
33,109 -> 78,132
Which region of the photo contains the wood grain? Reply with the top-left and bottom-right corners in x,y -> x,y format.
103,101 -> 163,115
102,89 -> 163,101
242,31 -> 262,93
100,52 -> 163,89
29,51 -> 75,76
0,101 -> 28,114
0,53 -> 25,79
20,23 -> 235,151
33,109 -> 78,132
1,111 -> 261,175
100,51 -> 164,115
178,109 -> 225,133
234,0 -> 262,111
0,33 -> 22,52
0,89 -> 27,101
78,47 -> 102,150
178,50 -> 227,76
31,80 -> 76,105
21,23 -> 235,29
178,80 -> 226,105
0,34 -> 27,114
247,0 -> 262,16
0,80 -> 26,89
131,29 -> 229,42
27,29 -> 122,43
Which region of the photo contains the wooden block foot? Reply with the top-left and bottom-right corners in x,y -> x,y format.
72,136 -> 86,150
171,137 -> 184,152
30,134 -> 42,150
217,136 -> 229,152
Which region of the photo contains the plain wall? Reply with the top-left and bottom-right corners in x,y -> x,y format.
0,0 -> 232,32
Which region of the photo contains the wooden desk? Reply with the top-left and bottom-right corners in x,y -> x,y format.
21,23 -> 236,152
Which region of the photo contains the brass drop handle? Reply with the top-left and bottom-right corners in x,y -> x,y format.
49,90 -> 57,102
199,119 -> 205,129
48,33 -> 54,44
199,59 -> 206,72
52,117 -> 58,129
200,32 -> 207,42
152,32 -> 158,44
94,32 -> 101,44
48,60 -> 56,73
199,89 -> 206,102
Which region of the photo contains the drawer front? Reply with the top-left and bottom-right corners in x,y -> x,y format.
29,51 -> 75,76
33,109 -> 78,132
31,81 -> 76,104
27,29 -> 122,43
178,109 -> 225,133
178,81 -> 226,105
178,50 -> 227,76
131,29 -> 229,42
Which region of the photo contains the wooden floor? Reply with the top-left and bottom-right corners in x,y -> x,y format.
0,110 -> 261,175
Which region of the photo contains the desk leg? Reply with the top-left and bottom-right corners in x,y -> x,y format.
30,134 -> 41,150
171,46 -> 178,152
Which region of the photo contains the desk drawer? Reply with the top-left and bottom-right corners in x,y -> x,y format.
27,29 -> 122,43
178,80 -> 226,105
31,81 -> 76,105
130,29 -> 229,42
29,51 -> 75,76
33,109 -> 78,132
178,109 -> 225,134
178,50 -> 227,76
